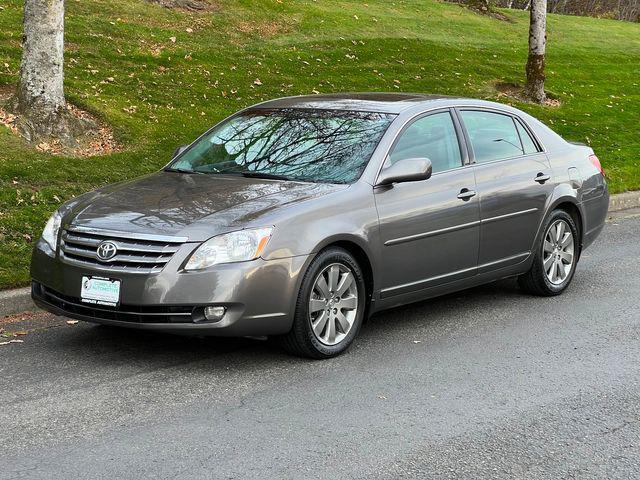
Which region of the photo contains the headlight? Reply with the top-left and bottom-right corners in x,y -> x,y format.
41,210 -> 62,251
184,227 -> 273,271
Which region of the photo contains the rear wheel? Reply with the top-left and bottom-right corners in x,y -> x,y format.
280,247 -> 366,358
519,209 -> 579,296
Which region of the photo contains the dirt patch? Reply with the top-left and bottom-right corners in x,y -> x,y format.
0,85 -> 121,157
235,20 -> 292,38
1,103 -> 121,157
494,81 -> 561,107
145,0 -> 219,12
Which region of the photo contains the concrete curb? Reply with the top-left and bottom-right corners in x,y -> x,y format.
1,190 -> 640,318
609,191 -> 640,212
0,287 -> 33,318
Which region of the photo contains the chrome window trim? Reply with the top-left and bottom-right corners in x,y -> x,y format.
373,103 -> 548,185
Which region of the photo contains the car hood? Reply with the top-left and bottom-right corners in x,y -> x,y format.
65,172 -> 346,241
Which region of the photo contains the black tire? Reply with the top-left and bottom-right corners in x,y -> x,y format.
279,247 -> 367,359
518,209 -> 579,296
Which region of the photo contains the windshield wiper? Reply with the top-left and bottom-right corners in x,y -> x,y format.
239,171 -> 292,181
164,167 -> 204,175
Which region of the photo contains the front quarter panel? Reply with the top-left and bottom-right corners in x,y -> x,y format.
261,182 -> 380,289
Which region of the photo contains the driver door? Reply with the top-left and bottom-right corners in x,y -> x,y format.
374,109 -> 480,299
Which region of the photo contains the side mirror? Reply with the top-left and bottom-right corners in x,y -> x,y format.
376,157 -> 432,186
173,144 -> 188,158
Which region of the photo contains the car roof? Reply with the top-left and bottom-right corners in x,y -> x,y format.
248,92 -> 466,114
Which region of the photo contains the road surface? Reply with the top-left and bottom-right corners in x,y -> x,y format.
1,213 -> 639,479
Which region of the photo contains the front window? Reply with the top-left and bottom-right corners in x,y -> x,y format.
168,108 -> 395,184
387,111 -> 463,173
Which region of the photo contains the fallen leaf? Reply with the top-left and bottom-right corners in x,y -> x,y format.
253,78 -> 263,86
169,36 -> 177,43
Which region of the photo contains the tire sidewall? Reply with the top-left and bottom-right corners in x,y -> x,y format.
295,248 -> 366,358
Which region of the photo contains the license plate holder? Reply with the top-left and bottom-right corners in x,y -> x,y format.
80,276 -> 121,307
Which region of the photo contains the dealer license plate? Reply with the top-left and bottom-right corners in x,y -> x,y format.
80,276 -> 121,306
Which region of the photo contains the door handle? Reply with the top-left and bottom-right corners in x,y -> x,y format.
457,188 -> 477,201
535,173 -> 551,184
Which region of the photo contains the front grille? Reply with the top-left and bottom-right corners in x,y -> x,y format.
33,283 -> 194,323
60,227 -> 185,274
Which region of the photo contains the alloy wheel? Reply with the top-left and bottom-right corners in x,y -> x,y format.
308,263 -> 359,346
543,219 -> 574,285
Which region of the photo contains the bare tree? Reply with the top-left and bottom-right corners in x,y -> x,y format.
525,0 -> 548,103
13,0 -> 84,145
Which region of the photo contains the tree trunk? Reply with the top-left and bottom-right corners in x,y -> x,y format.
525,0 -> 547,103
13,0 -> 78,144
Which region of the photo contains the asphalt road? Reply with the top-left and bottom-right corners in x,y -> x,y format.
1,213 -> 639,480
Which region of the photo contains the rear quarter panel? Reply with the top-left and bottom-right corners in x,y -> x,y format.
543,142 -> 608,250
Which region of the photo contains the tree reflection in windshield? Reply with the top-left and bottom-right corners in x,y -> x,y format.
169,108 -> 395,184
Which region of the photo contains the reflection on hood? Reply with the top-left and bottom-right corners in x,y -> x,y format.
65,172 -> 345,241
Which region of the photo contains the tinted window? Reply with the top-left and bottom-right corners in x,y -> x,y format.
388,112 -> 462,173
515,119 -> 539,155
460,110 -> 524,162
169,109 -> 394,184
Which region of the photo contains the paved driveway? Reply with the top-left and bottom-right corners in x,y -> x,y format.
1,214 -> 639,479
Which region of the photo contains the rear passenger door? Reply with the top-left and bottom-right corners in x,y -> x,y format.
457,109 -> 553,273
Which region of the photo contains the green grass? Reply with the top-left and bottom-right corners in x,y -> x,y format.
0,0 -> 638,289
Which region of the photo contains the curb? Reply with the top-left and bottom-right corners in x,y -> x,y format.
1,190 -> 640,318
608,190 -> 640,212
0,287 -> 33,318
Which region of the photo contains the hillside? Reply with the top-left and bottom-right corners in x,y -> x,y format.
0,0 -> 639,288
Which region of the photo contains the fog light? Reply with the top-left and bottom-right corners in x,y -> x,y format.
204,306 -> 226,321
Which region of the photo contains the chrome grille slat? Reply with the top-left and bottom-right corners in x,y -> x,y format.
60,253 -> 164,274
62,233 -> 182,253
60,228 -> 185,274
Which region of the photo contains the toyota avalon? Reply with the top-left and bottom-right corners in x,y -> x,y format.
31,93 -> 609,358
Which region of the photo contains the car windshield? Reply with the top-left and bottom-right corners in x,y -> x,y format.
166,108 -> 395,184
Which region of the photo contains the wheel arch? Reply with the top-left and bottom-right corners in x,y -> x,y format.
310,235 -> 376,316
536,188 -> 586,256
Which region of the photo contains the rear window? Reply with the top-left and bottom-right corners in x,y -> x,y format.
515,119 -> 540,155
461,110 -> 526,163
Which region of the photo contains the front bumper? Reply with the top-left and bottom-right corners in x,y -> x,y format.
31,242 -> 310,336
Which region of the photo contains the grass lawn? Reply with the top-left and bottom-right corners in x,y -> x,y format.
0,0 -> 638,289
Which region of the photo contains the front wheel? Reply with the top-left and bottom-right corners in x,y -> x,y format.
279,247 -> 366,359
519,209 -> 579,296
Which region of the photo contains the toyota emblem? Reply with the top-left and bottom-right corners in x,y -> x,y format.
96,241 -> 118,261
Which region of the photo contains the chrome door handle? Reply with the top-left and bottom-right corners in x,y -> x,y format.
535,173 -> 551,184
457,188 -> 477,200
